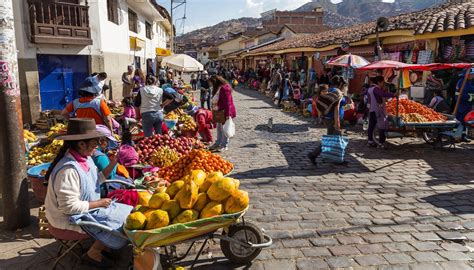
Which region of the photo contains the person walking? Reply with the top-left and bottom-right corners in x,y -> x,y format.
158,66 -> 166,86
367,76 -> 394,148
62,77 -> 114,133
209,75 -> 236,152
279,74 -> 293,106
198,70 -> 211,109
308,76 -> 348,165
271,68 -> 282,94
122,65 -> 134,98
134,75 -> 164,137
190,72 -> 198,90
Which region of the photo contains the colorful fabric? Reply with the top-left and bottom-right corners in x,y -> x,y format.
107,189 -> 138,207
320,135 -> 349,163
69,149 -> 90,172
399,69 -> 412,89
124,208 -> 247,251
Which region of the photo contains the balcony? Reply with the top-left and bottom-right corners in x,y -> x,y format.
27,0 -> 92,45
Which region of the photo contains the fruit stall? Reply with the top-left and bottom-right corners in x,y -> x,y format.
358,61 -> 473,146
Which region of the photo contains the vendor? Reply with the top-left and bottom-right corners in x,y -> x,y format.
186,105 -> 214,144
162,84 -> 189,114
428,90 -> 450,113
455,68 -> 474,142
62,77 -> 114,133
44,119 -> 132,268
366,76 -> 394,148
93,125 -> 130,182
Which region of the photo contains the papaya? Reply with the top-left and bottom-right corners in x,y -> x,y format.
207,177 -> 237,201
125,212 -> 147,230
173,209 -> 199,224
175,180 -> 198,209
224,190 -> 249,214
145,210 -> 169,230
166,180 -> 184,198
200,171 -> 224,193
193,193 -> 208,212
200,202 -> 224,219
161,200 -> 182,219
137,191 -> 152,206
188,170 -> 207,186
149,193 -> 171,209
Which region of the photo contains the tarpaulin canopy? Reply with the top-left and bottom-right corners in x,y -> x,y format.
358,60 -> 473,71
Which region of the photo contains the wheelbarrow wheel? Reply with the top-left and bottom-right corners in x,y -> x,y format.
220,221 -> 263,264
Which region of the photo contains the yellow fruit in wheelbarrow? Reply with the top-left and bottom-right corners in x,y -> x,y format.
225,190 -> 249,214
189,170 -> 207,186
200,202 -> 224,219
173,209 -> 199,224
166,180 -> 184,198
175,180 -> 198,209
199,171 -> 223,193
137,191 -> 152,206
193,193 -> 208,212
161,200 -> 182,219
207,177 -> 237,201
149,193 -> 171,209
145,210 -> 169,230
125,212 -> 147,230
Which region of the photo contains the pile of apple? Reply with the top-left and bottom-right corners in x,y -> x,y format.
135,134 -> 205,164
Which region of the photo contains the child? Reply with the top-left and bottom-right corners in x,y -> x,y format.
121,97 -> 137,129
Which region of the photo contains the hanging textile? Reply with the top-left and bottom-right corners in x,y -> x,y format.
399,69 -> 412,89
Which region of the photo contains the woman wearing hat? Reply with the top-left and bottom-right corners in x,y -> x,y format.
44,119 -> 132,267
62,76 -> 114,133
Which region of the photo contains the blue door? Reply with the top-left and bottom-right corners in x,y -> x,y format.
37,54 -> 89,110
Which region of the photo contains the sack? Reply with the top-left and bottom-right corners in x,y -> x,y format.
212,110 -> 226,124
223,118 -> 235,138
320,135 -> 349,163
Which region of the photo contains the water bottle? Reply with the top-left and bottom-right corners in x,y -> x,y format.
363,119 -> 369,131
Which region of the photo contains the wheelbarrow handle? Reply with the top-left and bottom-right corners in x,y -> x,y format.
248,233 -> 273,248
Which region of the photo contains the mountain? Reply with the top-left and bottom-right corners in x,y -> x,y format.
176,17 -> 261,45
295,0 -> 337,13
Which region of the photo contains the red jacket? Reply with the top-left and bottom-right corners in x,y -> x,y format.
195,109 -> 214,131
217,84 -> 237,118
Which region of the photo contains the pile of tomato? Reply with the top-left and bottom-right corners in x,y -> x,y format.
158,149 -> 233,182
386,99 -> 447,122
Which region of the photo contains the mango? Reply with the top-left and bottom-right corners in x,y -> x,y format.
200,171 -> 224,193
200,202 -> 224,219
137,191 -> 152,206
225,190 -> 249,214
207,177 -> 237,201
193,193 -> 208,212
173,209 -> 199,224
166,180 -> 184,198
175,180 -> 198,209
125,212 -> 147,230
149,193 -> 171,209
145,210 -> 169,230
161,200 -> 181,219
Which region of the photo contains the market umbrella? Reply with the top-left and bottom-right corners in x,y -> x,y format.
161,54 -> 204,72
326,54 -> 370,68
357,60 -> 472,71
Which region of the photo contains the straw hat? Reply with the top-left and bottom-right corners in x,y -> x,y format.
56,119 -> 104,141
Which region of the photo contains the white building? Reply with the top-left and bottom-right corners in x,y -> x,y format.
13,0 -> 172,123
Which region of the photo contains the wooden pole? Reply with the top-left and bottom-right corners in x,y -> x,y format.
452,68 -> 471,116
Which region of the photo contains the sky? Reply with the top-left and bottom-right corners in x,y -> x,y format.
156,0 -> 395,35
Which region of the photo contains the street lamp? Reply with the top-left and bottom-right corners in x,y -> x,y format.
375,17 -> 389,60
170,0 -> 186,53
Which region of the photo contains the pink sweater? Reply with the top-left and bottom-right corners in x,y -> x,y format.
217,84 -> 237,118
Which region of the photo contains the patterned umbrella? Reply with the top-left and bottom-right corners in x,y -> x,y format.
327,54 -> 370,68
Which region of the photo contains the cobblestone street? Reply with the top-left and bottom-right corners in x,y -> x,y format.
2,87 -> 474,270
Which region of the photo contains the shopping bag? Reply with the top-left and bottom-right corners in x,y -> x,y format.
320,135 -> 349,163
223,118 -> 235,138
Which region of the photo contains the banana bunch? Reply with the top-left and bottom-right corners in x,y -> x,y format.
28,139 -> 63,166
179,114 -> 197,132
46,123 -> 67,140
23,130 -> 37,143
165,112 -> 178,120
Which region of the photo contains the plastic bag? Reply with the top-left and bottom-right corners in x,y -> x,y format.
223,118 -> 235,138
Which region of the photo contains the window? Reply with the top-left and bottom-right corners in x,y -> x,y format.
128,9 -> 138,33
107,0 -> 119,24
146,21 -> 152,39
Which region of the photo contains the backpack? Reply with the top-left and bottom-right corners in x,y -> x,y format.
316,89 -> 343,117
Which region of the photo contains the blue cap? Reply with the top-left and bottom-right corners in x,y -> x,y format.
79,76 -> 101,94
